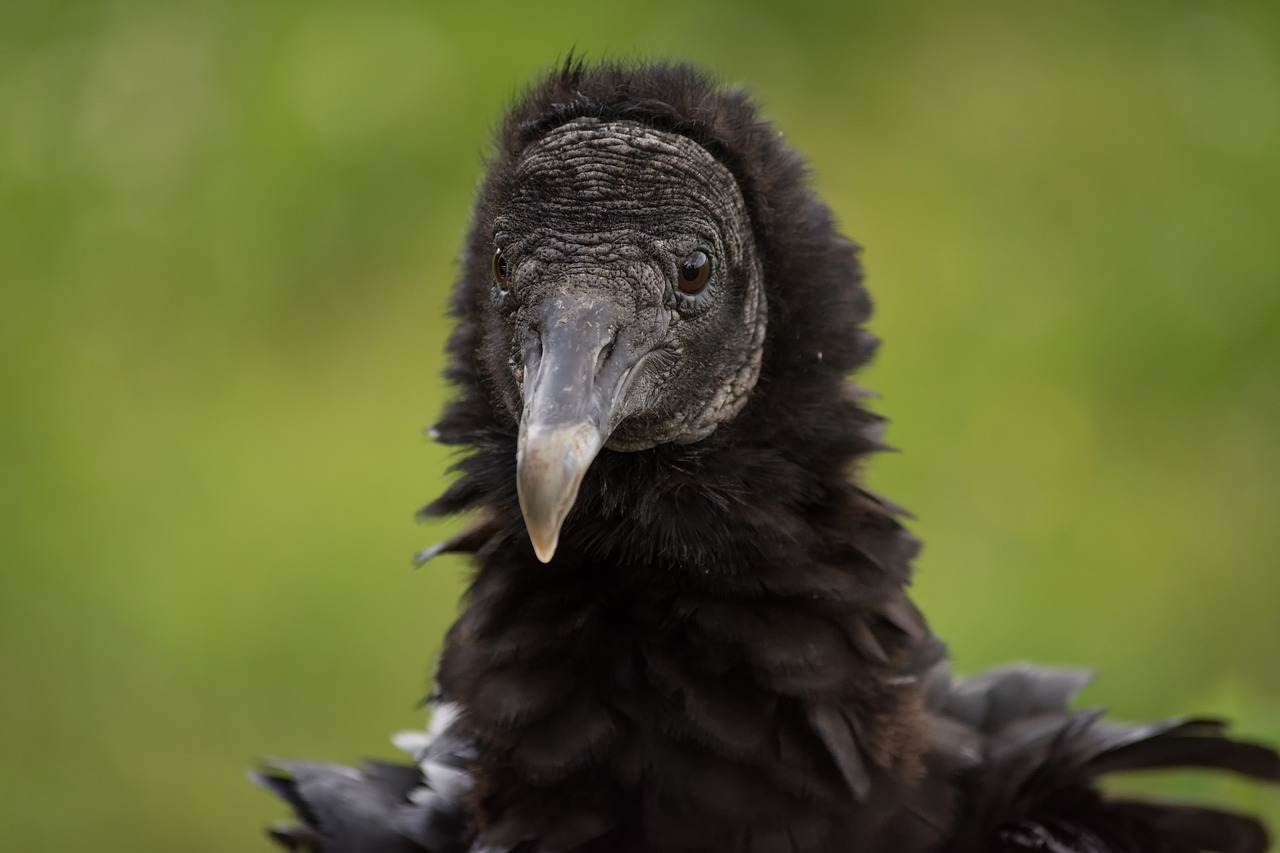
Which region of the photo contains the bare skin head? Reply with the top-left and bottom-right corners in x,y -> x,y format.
481,118 -> 768,559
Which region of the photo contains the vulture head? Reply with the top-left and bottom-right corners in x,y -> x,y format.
433,59 -> 880,568
493,118 -> 767,560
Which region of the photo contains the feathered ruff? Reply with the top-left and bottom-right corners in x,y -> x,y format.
258,671 -> 1278,853
258,58 -> 1279,852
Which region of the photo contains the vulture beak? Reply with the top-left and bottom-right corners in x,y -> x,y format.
516,294 -> 633,563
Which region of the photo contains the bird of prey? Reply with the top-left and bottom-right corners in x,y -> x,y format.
256,59 -> 1279,853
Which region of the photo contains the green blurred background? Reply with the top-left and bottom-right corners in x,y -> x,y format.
2,0 -> 1278,849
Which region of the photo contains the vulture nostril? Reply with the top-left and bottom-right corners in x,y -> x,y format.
514,333 -> 540,389
596,335 -> 616,375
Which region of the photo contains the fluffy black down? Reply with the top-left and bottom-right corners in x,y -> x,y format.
256,59 -> 1280,853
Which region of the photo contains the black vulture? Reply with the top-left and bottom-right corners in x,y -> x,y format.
255,59 -> 1279,853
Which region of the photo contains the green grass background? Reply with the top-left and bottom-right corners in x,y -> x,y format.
1,1 -> 1278,849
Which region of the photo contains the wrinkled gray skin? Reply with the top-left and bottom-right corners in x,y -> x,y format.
490,118 -> 768,560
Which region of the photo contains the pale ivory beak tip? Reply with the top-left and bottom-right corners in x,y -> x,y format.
516,422 -> 602,566
530,535 -> 559,564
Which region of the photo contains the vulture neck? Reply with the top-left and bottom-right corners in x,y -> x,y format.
427,346 -> 937,851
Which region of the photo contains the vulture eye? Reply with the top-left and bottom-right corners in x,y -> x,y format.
492,247 -> 510,290
678,250 -> 712,294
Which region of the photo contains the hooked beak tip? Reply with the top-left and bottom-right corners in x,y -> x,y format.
529,531 -> 559,564
516,422 -> 604,564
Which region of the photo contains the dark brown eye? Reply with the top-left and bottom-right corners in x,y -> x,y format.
678,250 -> 712,294
492,247 -> 510,289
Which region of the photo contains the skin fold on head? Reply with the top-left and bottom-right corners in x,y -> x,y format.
485,117 -> 769,561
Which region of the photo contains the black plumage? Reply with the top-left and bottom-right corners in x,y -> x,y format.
256,59 -> 1279,853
